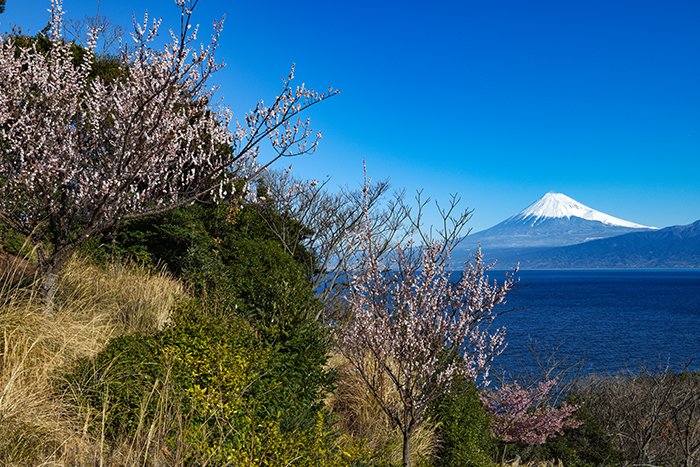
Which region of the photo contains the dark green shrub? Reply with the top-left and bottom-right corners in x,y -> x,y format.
0,220 -> 27,256
429,375 -> 496,466
102,201 -> 333,427
70,197 -> 342,461
68,299 -> 351,464
67,332 -> 167,441
105,204 -> 216,272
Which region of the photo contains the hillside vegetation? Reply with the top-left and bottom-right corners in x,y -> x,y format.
2,200 -> 696,466
0,2 -> 697,465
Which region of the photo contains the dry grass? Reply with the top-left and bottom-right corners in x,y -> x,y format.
56,256 -> 185,332
0,254 -> 186,465
327,353 -> 439,466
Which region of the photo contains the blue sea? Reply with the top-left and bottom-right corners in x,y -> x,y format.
487,269 -> 700,377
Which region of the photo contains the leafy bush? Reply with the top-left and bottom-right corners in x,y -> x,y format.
65,196 -> 365,463
68,332 -> 166,441
0,220 -> 26,256
103,201 -> 333,420
68,299 -> 358,464
429,375 -> 496,467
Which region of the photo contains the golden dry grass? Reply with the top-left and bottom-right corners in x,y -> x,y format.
0,255 -> 186,465
56,256 -> 185,332
327,353 -> 439,466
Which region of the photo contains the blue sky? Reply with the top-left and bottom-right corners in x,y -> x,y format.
2,0 -> 699,231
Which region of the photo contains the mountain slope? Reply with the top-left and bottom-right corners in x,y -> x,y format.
459,193 -> 654,250
512,192 -> 650,228
499,219 -> 700,269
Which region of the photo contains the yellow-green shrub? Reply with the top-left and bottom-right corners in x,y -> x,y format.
69,300 -> 368,465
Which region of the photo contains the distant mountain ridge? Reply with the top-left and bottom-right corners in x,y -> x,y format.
457,193 -> 654,250
453,193 -> 699,269
488,219 -> 700,269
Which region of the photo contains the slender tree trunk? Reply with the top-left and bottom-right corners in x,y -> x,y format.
40,270 -> 60,309
402,429 -> 411,467
37,244 -> 76,315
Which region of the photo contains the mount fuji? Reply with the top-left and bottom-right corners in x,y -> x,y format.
460,192 -> 656,251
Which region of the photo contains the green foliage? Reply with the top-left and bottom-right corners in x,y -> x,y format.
0,220 -> 26,256
67,197 -> 345,462
108,201 -> 323,342
429,376 -> 497,467
110,201 -> 314,276
68,299 -> 360,464
46,175 -> 390,463
205,412 -> 371,466
67,332 -> 167,441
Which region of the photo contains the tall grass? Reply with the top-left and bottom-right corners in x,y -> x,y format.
0,254 -> 185,465
56,256 -> 185,332
327,353 -> 439,466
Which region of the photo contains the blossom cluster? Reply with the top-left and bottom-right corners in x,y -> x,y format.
338,238 -> 515,433
481,379 -> 582,445
0,0 -> 334,269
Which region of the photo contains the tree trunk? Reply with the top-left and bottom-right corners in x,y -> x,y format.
41,271 -> 59,307
402,429 -> 411,467
37,244 -> 75,315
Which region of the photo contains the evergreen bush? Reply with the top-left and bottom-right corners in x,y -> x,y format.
429,375 -> 497,466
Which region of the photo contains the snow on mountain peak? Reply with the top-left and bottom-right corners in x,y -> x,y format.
513,192 -> 653,229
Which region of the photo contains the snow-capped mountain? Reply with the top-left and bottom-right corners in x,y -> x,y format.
511,193 -> 650,229
459,192 -> 655,250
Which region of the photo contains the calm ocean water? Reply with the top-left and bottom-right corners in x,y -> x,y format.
486,269 -> 700,377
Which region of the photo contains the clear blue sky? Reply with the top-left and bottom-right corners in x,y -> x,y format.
2,0 -> 699,231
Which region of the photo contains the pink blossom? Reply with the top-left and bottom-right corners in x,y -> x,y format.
0,0 -> 335,277
481,379 -> 582,445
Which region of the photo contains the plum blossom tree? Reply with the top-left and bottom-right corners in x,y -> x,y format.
481,379 -> 581,446
0,0 -> 336,301
337,198 -> 516,467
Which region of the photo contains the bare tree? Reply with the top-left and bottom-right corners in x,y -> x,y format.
577,366 -> 700,465
66,15 -> 123,56
253,167 -> 409,320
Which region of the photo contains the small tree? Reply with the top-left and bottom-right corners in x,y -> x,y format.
0,0 -> 335,301
337,200 -> 516,467
481,379 -> 581,447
